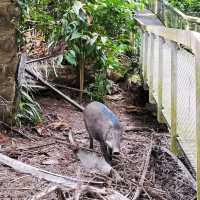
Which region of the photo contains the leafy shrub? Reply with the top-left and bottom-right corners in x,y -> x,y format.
18,0 -> 146,103
86,71 -> 112,102
15,89 -> 42,126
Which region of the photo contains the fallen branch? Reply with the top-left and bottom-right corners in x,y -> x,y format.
0,153 -> 129,200
0,153 -> 103,187
53,83 -> 87,93
132,138 -> 153,200
25,68 -> 84,111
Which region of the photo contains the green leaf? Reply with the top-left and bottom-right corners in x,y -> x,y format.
64,50 -> 77,65
70,31 -> 81,40
73,1 -> 83,16
73,1 -> 87,22
89,33 -> 99,46
101,36 -> 108,44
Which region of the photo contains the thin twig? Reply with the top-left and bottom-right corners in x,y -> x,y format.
26,54 -> 58,64
53,84 -> 87,93
0,188 -> 32,190
0,121 -> 33,140
132,137 -> 153,200
143,187 -> 152,200
1,141 -> 57,153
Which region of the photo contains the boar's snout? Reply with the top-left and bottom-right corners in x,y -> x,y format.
112,147 -> 120,155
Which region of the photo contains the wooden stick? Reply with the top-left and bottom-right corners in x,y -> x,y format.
53,84 -> 87,93
25,68 -> 84,111
26,55 -> 57,65
68,128 -> 76,146
132,138 -> 153,200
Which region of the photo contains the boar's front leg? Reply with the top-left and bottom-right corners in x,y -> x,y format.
100,141 -> 111,163
89,134 -> 93,149
108,146 -> 112,160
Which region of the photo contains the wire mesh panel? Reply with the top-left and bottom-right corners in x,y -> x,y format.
176,48 -> 197,169
162,41 -> 171,124
152,36 -> 159,102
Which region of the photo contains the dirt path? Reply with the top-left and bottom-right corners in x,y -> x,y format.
0,87 -> 196,199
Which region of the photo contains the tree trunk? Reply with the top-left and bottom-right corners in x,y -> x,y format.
0,0 -> 19,123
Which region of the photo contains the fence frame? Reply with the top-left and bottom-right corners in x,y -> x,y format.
147,0 -> 200,31
136,19 -> 200,198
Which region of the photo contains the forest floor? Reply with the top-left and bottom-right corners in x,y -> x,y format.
0,83 -> 197,200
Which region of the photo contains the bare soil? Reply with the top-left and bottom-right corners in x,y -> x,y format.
0,85 -> 196,200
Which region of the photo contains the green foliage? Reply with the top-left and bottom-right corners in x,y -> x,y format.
169,0 -> 200,16
86,71 -> 112,102
86,0 -> 136,37
18,0 -> 146,102
15,89 -> 42,126
64,50 -> 77,65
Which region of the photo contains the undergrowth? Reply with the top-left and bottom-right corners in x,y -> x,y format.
15,89 -> 42,126
17,0 -> 146,124
169,0 -> 200,16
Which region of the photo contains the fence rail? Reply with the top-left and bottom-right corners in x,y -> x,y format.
136,17 -> 200,198
147,0 -> 200,31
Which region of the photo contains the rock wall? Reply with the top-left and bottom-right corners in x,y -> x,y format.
0,0 -> 19,123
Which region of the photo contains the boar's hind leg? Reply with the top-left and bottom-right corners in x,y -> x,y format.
84,122 -> 94,149
89,134 -> 93,149
100,142 -> 111,163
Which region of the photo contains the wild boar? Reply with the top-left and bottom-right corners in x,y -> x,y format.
83,101 -> 122,163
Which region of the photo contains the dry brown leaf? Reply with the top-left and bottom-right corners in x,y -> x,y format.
47,121 -> 70,131
0,133 -> 9,144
